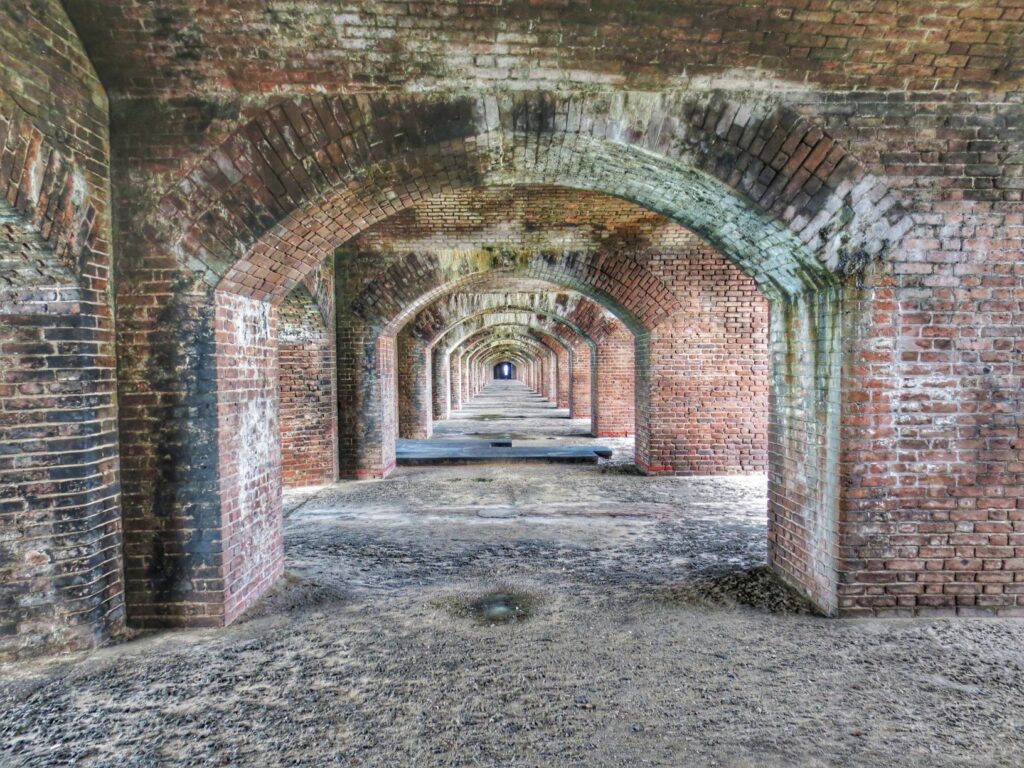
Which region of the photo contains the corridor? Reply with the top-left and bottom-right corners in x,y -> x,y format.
397,379 -> 626,466
2,1 -> 1023,764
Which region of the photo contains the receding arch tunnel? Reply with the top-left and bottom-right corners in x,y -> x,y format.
4,2 -> 1019,762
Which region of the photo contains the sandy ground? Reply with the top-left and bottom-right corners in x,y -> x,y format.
2,385 -> 1024,767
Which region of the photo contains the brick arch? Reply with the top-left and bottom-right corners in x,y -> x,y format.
463,331 -> 564,402
452,321 -> 602,423
433,307 -> 596,349
410,290 -> 599,346
117,90 -> 912,627
456,327 -> 558,370
419,307 -> 586,422
447,318 -> 579,371
397,307 -> 585,436
155,92 -> 911,303
351,252 -> 649,455
353,247 -> 678,338
461,333 -> 552,385
0,106 -> 99,285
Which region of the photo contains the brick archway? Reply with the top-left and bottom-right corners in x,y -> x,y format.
397,308 -> 586,438
425,306 -> 589,420
429,309 -> 608,435
117,91 -> 914,625
456,328 -> 560,401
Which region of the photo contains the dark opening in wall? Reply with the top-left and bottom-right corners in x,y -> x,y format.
494,362 -> 516,380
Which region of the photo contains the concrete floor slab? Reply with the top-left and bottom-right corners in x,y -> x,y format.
401,381 -> 617,465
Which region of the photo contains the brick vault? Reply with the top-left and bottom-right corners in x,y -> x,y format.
1,0 -> 1023,660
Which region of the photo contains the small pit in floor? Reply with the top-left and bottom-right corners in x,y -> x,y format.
443,589 -> 536,624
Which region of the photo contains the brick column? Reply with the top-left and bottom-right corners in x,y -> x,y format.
336,269 -> 396,479
570,341 -> 592,420
450,352 -> 462,411
397,328 -> 432,438
432,346 -> 450,421
591,321 -> 635,437
555,346 -> 571,409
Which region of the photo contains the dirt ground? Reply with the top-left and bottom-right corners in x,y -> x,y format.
3,388 -> 1024,767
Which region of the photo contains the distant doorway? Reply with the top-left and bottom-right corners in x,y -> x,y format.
494,362 -> 516,380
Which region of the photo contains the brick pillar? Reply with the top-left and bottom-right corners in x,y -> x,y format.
397,328 -> 432,438
556,346 -> 571,409
432,346 -> 449,421
570,341 -> 592,420
548,350 -> 559,403
214,293 -> 284,624
1,282 -> 123,657
336,268 -> 396,479
592,321 -> 635,437
450,352 -> 462,411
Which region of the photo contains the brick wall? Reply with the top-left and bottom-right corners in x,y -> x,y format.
591,320 -> 635,438
397,328 -> 433,438
215,293 -> 283,624
62,1 -> 1022,98
279,284 -> 336,488
819,95 -> 1024,617
0,0 -> 123,660
0,0 -> 1011,639
636,247 -> 770,475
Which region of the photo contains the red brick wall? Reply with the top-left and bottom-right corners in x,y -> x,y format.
0,0 -> 123,660
279,284 -> 336,488
591,321 -> 635,437
827,97 -> 1024,617
569,341 -> 592,421
215,292 -> 284,625
637,247 -> 770,475
397,328 -> 433,438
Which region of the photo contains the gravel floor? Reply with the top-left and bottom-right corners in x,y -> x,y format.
2,389 -> 1023,767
